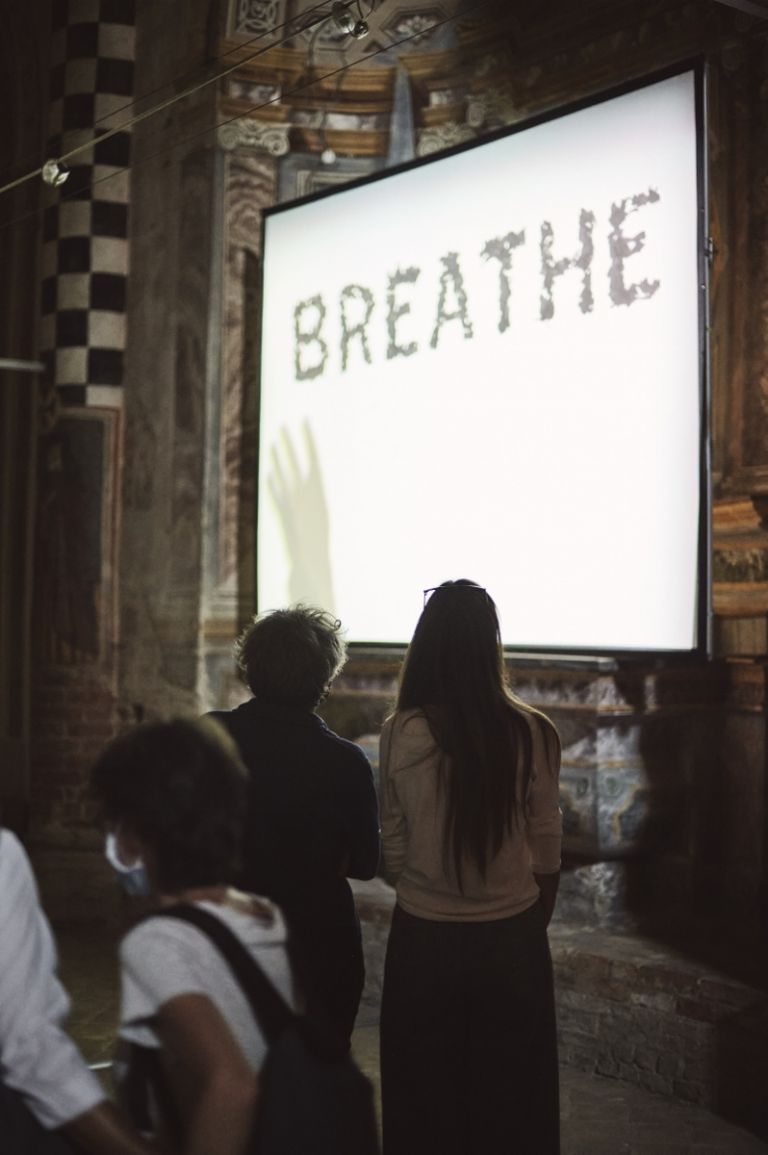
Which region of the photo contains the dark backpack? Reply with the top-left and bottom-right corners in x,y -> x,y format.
149,904 -> 380,1155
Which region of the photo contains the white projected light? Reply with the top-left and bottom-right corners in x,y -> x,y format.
258,69 -> 705,652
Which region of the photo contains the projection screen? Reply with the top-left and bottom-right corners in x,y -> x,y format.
258,67 -> 707,653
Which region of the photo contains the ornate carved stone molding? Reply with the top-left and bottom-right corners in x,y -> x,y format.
416,120 -> 475,155
466,84 -> 519,129
217,119 -> 291,155
294,167 -> 359,198
229,0 -> 285,38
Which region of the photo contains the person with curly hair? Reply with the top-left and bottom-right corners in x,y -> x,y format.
90,718 -> 297,1155
207,606 -> 380,1045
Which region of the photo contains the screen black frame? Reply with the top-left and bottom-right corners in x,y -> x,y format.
258,60 -> 711,663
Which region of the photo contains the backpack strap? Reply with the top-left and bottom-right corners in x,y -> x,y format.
145,904 -> 296,1046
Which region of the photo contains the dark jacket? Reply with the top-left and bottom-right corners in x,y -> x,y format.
208,699 -> 380,929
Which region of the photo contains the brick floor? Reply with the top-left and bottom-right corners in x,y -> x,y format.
57,920 -> 768,1153
349,1022 -> 768,1154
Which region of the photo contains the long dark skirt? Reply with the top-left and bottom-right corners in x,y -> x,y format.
380,900 -> 560,1155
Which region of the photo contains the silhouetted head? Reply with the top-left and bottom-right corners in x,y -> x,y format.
398,579 -> 505,712
235,605 -> 347,710
90,718 -> 247,893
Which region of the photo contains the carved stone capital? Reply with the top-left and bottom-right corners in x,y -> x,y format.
467,86 -> 519,130
218,119 -> 290,156
230,0 -> 285,38
416,121 -> 476,157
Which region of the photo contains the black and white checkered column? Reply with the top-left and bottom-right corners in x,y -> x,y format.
41,0 -> 135,405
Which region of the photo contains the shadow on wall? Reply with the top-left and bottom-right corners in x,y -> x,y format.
616,664 -> 725,938
535,661 -> 768,1144
266,421 -> 336,614
552,663 -> 765,965
612,665 -> 767,978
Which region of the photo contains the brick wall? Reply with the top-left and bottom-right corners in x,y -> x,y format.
351,879 -> 768,1139
29,669 -> 120,846
553,925 -> 768,1137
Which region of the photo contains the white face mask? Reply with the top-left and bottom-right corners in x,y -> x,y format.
104,832 -> 152,897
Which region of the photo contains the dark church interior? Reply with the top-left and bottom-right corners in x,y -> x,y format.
2,0 -> 768,1151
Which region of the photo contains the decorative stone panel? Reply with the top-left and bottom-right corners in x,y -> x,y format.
383,8 -> 449,47
34,408 -> 121,668
416,120 -> 475,155
217,119 -> 291,154
229,0 -> 286,38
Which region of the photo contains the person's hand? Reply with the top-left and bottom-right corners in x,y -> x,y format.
533,871 -> 560,927
267,420 -> 336,611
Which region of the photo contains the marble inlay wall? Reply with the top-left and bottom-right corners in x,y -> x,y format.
218,150 -> 277,596
199,147 -> 278,709
40,0 -> 135,406
230,0 -> 287,38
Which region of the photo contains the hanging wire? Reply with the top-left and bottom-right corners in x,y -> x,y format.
0,0 -> 365,198
304,1 -> 352,164
0,0 -> 498,240
317,48 -> 352,165
0,0 -> 355,191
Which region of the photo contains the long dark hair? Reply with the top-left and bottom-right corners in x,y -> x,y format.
396,579 -> 554,889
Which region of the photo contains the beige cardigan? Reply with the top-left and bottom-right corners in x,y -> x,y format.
379,707 -> 562,922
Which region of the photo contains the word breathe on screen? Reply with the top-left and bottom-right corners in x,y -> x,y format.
258,69 -> 703,652
293,190 -> 660,381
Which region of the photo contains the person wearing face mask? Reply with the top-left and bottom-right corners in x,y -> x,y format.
0,826 -> 155,1154
90,717 -> 298,1155
104,830 -> 152,897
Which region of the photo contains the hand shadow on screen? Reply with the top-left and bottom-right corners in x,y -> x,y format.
267,421 -> 336,614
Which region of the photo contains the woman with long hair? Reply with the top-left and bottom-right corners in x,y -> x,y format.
379,580 -> 562,1155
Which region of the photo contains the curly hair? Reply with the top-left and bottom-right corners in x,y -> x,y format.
235,605 -> 347,710
90,718 -> 248,893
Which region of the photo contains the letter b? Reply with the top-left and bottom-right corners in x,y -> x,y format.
294,295 -> 329,380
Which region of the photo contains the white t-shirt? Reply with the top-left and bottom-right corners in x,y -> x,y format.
0,828 -> 104,1128
119,900 -> 295,1071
